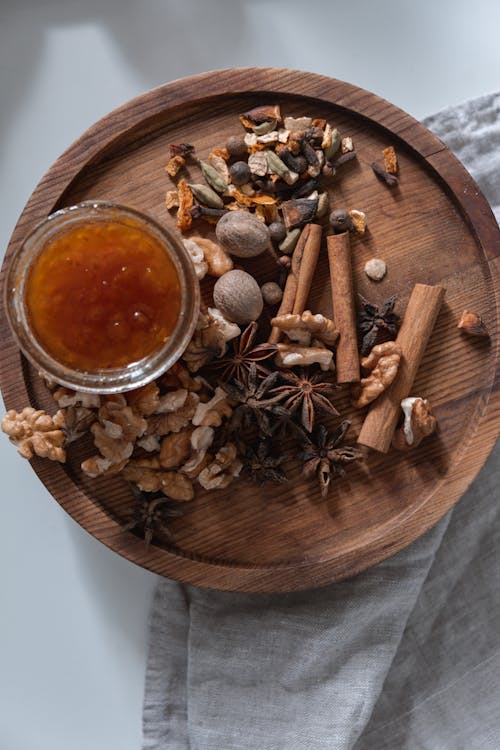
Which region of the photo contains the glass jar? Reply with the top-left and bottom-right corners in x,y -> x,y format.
4,201 -> 200,393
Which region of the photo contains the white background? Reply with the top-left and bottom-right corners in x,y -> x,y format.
1,2 -> 499,748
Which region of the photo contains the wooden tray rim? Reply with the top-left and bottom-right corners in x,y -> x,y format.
1,67 -> 499,592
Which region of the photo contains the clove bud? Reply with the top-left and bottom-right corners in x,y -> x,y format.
371,162 -> 398,187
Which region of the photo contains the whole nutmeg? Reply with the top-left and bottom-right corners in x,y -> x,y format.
329,208 -> 353,232
226,135 -> 247,157
213,270 -> 264,324
229,161 -> 251,186
216,210 -> 271,258
268,221 -> 287,244
261,281 -> 283,306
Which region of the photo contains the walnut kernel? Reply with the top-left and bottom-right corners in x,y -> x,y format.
351,341 -> 401,408
1,407 -> 66,462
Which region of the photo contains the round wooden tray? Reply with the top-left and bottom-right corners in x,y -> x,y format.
1,68 -> 499,592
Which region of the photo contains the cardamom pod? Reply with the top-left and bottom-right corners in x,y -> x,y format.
266,150 -> 299,186
278,228 -> 301,254
199,160 -> 228,193
252,119 -> 277,136
324,127 -> 341,160
188,183 -> 224,209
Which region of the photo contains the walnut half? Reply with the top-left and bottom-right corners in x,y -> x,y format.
271,310 -> 339,346
351,341 -> 401,408
275,343 -> 334,371
1,407 -> 66,462
198,443 -> 243,490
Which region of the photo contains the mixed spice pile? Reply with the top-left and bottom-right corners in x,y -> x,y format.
2,104 -> 489,545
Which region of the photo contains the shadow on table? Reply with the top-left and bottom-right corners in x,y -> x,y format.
0,0 -> 247,154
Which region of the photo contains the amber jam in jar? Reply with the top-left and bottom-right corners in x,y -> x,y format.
5,202 -> 199,393
26,220 -> 181,370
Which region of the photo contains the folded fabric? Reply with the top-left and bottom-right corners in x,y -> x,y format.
143,92 -> 500,750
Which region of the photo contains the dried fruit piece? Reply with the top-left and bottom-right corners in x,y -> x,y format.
165,155 -> 185,177
176,179 -> 194,231
165,190 -> 179,210
383,146 -> 398,174
349,209 -> 367,235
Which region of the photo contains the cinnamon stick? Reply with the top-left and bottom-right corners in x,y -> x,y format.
357,283 -> 445,453
268,224 -> 310,344
327,232 -> 360,383
292,223 -> 323,314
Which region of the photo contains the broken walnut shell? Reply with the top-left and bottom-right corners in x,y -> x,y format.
392,397 -> 437,450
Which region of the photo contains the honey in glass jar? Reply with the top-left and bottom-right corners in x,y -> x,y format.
4,202 -> 200,393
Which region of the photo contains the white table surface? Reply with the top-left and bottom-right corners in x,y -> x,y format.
1,2 -> 499,748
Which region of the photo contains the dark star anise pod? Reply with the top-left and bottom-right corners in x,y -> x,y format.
358,295 -> 400,355
208,322 -> 278,382
269,368 -> 339,433
242,440 -> 287,486
223,363 -> 290,437
298,420 -> 363,497
123,486 -> 182,545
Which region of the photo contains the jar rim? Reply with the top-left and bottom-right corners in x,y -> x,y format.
4,201 -> 200,393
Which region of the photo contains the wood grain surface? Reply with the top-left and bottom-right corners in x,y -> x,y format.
0,68 -> 498,592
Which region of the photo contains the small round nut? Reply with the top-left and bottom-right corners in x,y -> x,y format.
213,270 -> 264,324
261,282 -> 283,306
215,210 -> 271,258
229,161 -> 251,186
329,208 -> 353,232
277,255 -> 292,269
226,135 -> 247,157
268,221 -> 287,244
364,258 -> 387,281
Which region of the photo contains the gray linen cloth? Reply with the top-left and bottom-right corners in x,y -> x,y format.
143,93 -> 500,750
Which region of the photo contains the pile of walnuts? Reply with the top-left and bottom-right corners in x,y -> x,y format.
1,362 -> 242,501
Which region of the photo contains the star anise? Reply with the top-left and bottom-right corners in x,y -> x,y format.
223,363 -> 290,437
209,322 -> 278,382
269,368 -> 339,432
123,486 -> 183,545
242,440 -> 287,485
298,420 -> 363,497
358,295 -> 400,356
